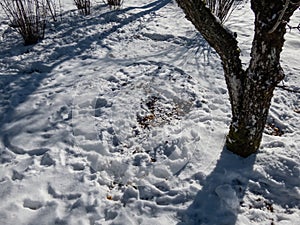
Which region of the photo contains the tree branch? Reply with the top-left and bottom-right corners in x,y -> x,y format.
277,85 -> 300,93
268,0 -> 290,34
176,0 -> 240,63
269,0 -> 300,34
284,0 -> 300,21
287,23 -> 300,31
175,0 -> 245,119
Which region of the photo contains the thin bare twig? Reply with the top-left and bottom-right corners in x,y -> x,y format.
277,85 -> 300,93
287,23 -> 300,31
206,0 -> 246,23
269,0 -> 290,34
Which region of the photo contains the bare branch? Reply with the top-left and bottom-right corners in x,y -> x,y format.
277,85 -> 300,93
175,0 -> 245,120
268,0 -> 290,34
175,0 -> 240,62
287,22 -> 300,31
206,0 -> 246,23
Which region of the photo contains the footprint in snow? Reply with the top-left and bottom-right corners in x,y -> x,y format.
23,199 -> 43,210
71,61 -> 216,190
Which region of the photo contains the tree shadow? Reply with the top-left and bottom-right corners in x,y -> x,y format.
0,0 -> 172,152
177,147 -> 256,225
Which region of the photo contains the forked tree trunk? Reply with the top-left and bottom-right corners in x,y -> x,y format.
176,0 -> 300,157
226,0 -> 288,156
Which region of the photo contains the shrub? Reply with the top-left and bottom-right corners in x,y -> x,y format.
0,0 -> 51,45
73,0 -> 91,15
106,0 -> 123,9
206,0 -> 246,23
46,0 -> 61,22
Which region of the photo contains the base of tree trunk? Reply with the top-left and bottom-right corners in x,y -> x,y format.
226,125 -> 262,157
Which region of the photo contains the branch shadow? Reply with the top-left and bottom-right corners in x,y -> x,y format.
177,147 -> 256,225
0,0 -> 172,153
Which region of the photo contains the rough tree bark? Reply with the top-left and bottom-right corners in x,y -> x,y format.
176,0 -> 300,157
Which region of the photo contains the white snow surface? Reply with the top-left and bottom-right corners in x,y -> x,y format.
0,1 -> 299,225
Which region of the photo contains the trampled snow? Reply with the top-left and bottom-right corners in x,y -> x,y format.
0,1 -> 299,224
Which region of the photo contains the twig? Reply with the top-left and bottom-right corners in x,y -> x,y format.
269,0 -> 290,34
277,85 -> 300,93
287,23 -> 300,31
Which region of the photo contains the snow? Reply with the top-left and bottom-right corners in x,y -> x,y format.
0,1 -> 299,224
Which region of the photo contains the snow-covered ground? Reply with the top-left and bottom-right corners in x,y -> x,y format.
0,1 -> 299,224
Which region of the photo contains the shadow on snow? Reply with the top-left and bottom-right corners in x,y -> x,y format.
0,0 -> 172,154
177,148 -> 257,225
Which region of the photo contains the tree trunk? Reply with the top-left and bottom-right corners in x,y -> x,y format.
176,0 -> 300,157
226,0 -> 299,157
226,70 -> 281,157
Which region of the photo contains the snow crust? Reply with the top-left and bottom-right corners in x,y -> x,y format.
0,1 -> 299,224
